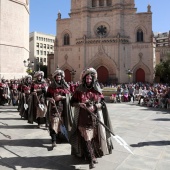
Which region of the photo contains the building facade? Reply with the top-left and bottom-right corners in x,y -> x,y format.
0,0 -> 29,79
154,31 -> 170,63
53,0 -> 155,83
29,32 -> 55,70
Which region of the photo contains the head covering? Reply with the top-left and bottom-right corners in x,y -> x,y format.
78,67 -> 102,94
80,67 -> 97,82
52,67 -> 65,78
25,75 -> 32,80
34,71 -> 44,78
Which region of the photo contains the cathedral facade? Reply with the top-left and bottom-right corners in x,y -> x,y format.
0,0 -> 29,79
54,0 -> 155,84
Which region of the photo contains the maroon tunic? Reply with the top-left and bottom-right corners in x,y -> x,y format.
71,88 -> 104,128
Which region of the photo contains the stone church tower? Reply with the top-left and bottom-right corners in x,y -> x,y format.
54,0 -> 155,83
0,0 -> 29,79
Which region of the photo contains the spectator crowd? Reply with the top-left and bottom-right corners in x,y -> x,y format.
105,83 -> 170,109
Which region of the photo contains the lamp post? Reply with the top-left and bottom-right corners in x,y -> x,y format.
23,58 -> 34,75
126,69 -> 133,83
70,69 -> 76,82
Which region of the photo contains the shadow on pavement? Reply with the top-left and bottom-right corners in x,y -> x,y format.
0,137 -> 69,149
130,140 -> 170,147
0,138 -> 50,148
0,155 -> 87,170
0,117 -> 22,120
152,118 -> 170,121
0,124 -> 38,129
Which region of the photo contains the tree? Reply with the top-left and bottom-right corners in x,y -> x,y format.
40,65 -> 47,78
26,68 -> 35,76
155,53 -> 170,84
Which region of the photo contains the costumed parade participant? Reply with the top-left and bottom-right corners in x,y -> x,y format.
10,79 -> 19,106
28,71 -> 47,128
46,67 -> 73,147
69,68 -> 113,169
0,77 -> 10,105
19,75 -> 32,119
17,77 -> 25,111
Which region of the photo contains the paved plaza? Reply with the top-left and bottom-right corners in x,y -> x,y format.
0,103 -> 170,170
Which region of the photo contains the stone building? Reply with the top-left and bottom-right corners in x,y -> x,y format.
53,0 -> 155,83
29,32 -> 55,70
154,31 -> 170,63
0,0 -> 29,79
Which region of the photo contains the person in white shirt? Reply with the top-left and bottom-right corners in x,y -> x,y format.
138,86 -> 148,104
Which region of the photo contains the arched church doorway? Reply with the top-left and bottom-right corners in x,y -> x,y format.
64,69 -> 71,82
136,68 -> 145,82
97,66 -> 109,84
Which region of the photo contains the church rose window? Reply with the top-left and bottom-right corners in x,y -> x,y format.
96,25 -> 107,36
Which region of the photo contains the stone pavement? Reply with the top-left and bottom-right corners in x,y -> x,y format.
0,103 -> 170,170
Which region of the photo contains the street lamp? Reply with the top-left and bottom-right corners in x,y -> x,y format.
70,69 -> 76,82
126,69 -> 133,83
23,58 -> 34,75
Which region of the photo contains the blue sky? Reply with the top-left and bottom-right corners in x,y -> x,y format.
30,0 -> 170,35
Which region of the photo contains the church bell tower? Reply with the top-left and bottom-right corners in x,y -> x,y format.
71,0 -> 135,11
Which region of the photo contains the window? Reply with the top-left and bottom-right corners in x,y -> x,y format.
92,0 -> 97,7
44,51 -> 46,56
64,33 -> 70,45
106,0 -> 112,6
47,45 -> 49,49
50,45 -> 53,50
99,0 -> 104,6
36,36 -> 38,40
137,29 -> 143,42
36,43 -> 39,48
36,57 -> 39,61
44,44 -> 46,49
40,43 -> 43,48
40,51 -> 43,55
44,58 -> 46,62
36,50 -> 39,55
40,58 -> 43,62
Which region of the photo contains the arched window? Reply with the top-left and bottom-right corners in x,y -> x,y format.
92,0 -> 97,7
137,29 -> 144,42
99,0 -> 104,6
64,33 -> 70,45
106,0 -> 112,6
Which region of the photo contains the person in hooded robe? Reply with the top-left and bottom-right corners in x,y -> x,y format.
46,67 -> 73,147
28,71 -> 48,128
0,78 -> 10,105
10,79 -> 19,106
19,75 -> 32,119
69,67 -> 113,169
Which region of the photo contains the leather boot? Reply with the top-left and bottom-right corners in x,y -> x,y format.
86,141 -> 95,169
